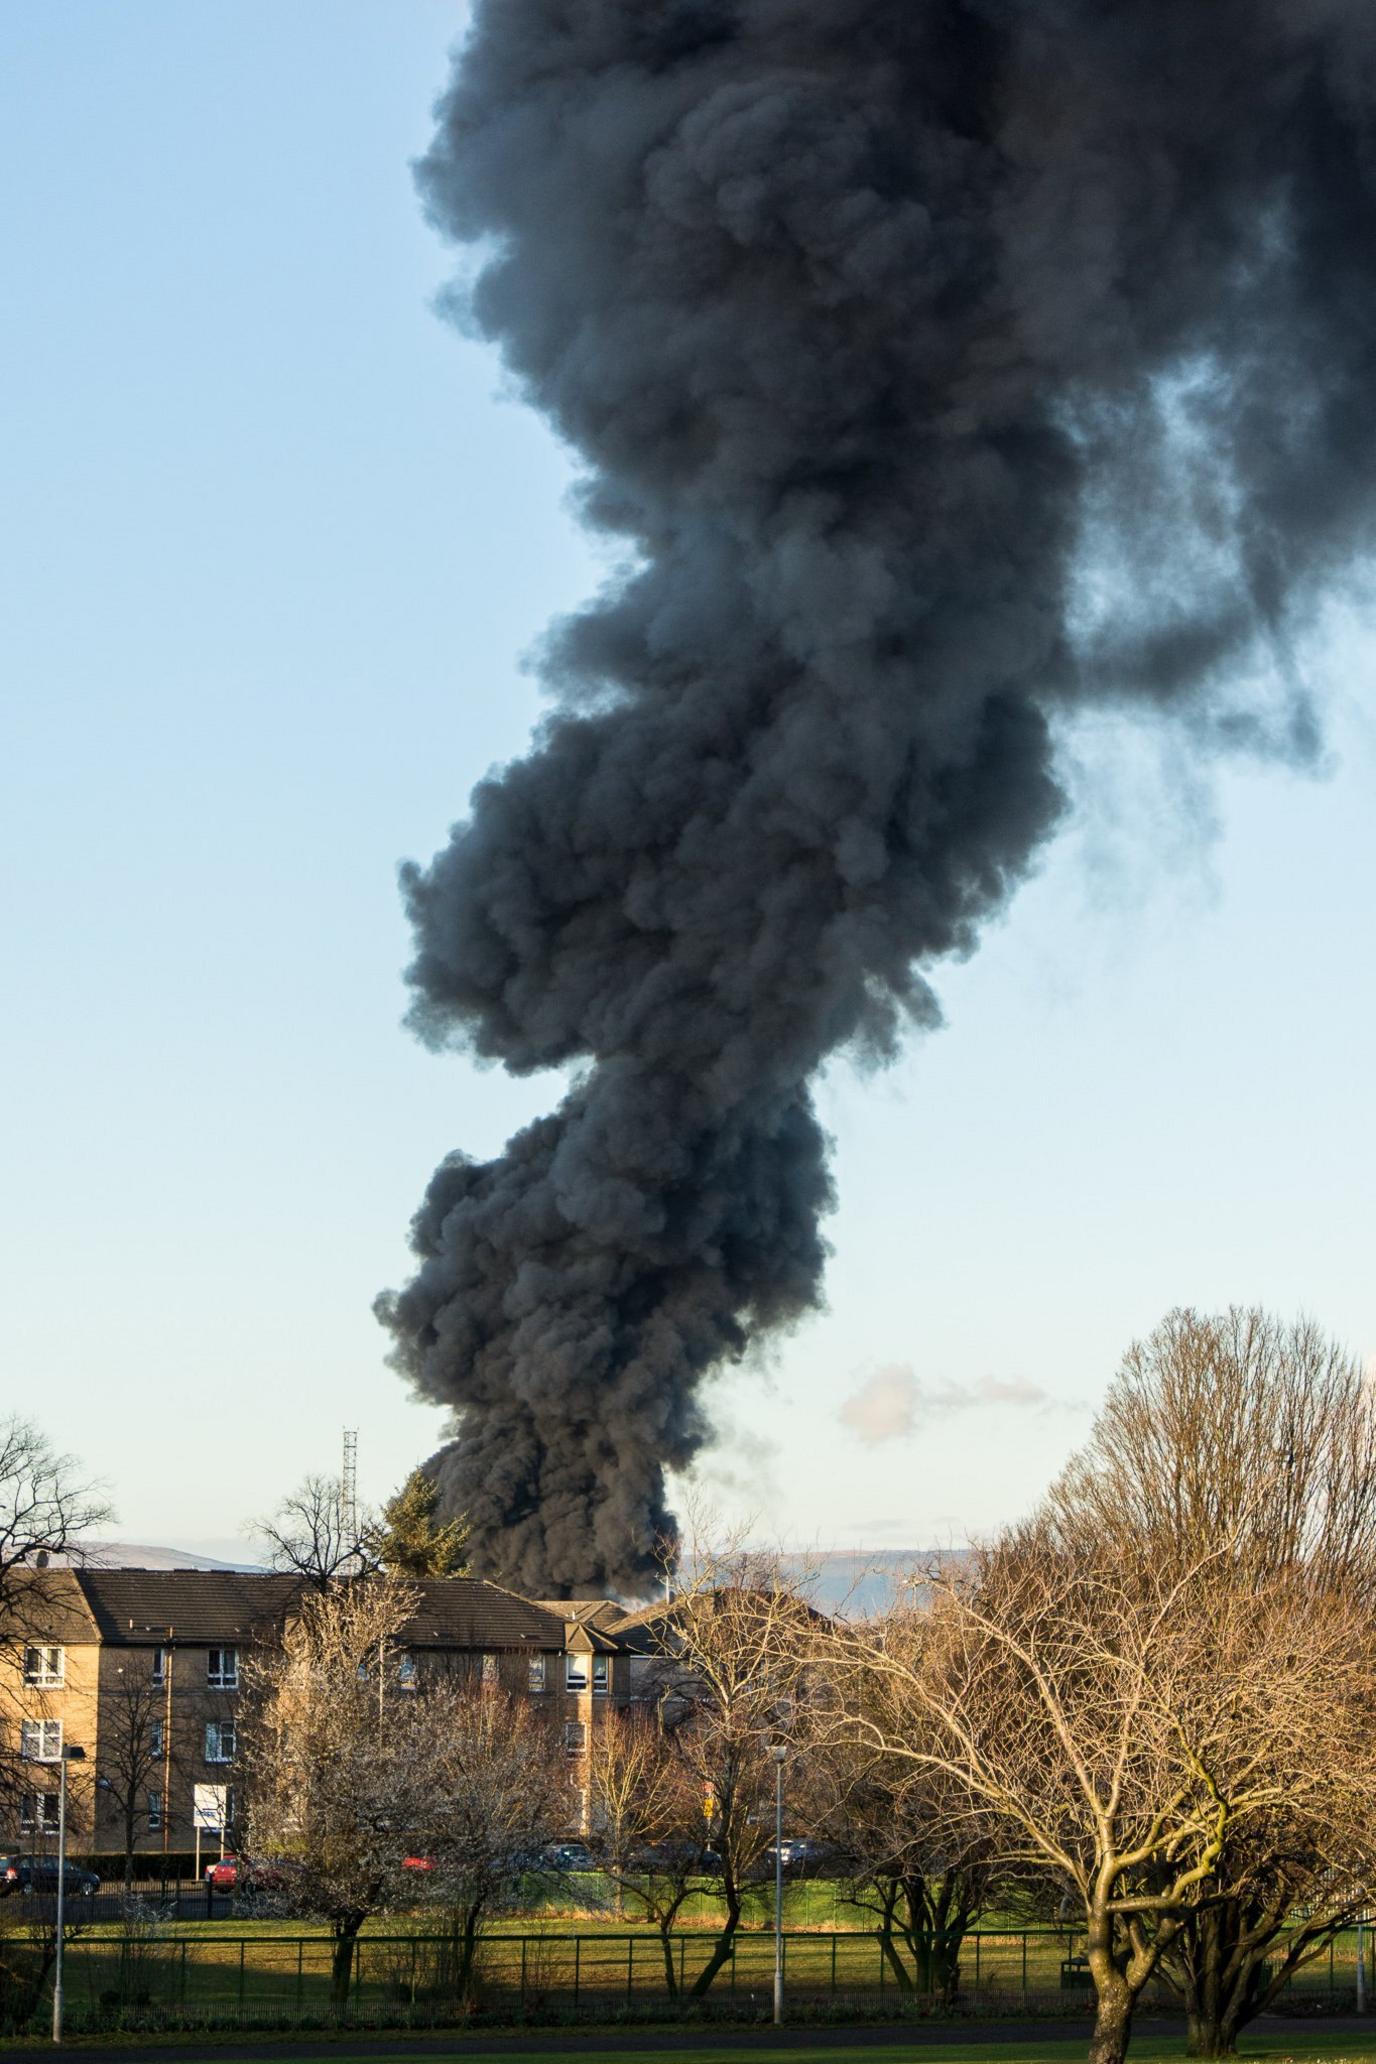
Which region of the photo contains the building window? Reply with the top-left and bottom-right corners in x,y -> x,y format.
151,1647 -> 166,1686
207,1648 -> 238,1690
397,1653 -> 417,1688
565,1655 -> 588,1692
23,1645 -> 64,1687
147,1791 -> 164,1832
481,1652 -> 499,1690
527,1654 -> 547,1693
563,1721 -> 587,1756
21,1718 -> 62,1763
150,1719 -> 164,1760
592,1655 -> 609,1695
20,1792 -> 60,1835
204,1720 -> 236,1764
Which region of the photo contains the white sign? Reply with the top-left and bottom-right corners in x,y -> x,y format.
193,1784 -> 228,1833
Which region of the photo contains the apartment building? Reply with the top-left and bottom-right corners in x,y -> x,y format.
1,1568 -> 642,1854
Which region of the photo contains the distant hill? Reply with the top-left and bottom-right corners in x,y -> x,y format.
39,1541 -> 266,1573
669,1547 -> 958,1617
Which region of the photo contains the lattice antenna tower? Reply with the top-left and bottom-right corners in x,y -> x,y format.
341,1426 -> 359,1542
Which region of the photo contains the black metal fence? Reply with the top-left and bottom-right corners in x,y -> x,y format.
39,1923 -> 1376,2031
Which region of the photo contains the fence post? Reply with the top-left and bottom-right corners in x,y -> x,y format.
574,1934 -> 581,2009
679,1931 -> 686,1999
297,1938 -> 304,2012
627,1934 -> 634,2006
238,1938 -> 246,2007
180,1938 -> 188,2004
1022,1930 -> 1028,2008
520,1935 -> 527,2012
831,1933 -> 838,1996
879,1932 -> 886,1997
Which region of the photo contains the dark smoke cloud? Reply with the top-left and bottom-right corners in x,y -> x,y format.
377,0 -> 1376,1597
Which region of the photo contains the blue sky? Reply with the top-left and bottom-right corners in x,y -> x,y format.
3,3 -> 1372,1563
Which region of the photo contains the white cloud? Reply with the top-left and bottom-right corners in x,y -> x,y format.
838,1363 -> 1064,1448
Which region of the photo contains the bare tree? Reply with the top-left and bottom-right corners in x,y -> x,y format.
96,1666 -> 177,1887
236,1573 -> 419,2007
808,1691 -> 995,2002
0,1419 -> 111,1833
1047,1308 -> 1376,2056
637,1551 -> 818,2000
1048,1309 -> 1376,1586
255,1474 -> 378,1590
0,1418 -> 110,1595
811,1522 -> 1368,2064
584,1707 -> 710,1992
404,1684 -> 568,2001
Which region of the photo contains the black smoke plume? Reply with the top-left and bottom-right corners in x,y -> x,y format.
377,0 -> 1376,1597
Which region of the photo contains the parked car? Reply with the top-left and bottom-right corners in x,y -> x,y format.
207,1855 -> 290,1904
542,1841 -> 597,1872
0,1855 -> 100,1898
628,1841 -> 722,1874
765,1837 -> 848,1876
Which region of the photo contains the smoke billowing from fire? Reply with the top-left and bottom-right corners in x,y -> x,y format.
377,0 -> 1376,1596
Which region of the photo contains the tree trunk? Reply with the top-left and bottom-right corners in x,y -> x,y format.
448,1901 -> 485,2001
330,1917 -> 363,2010
657,1921 -> 679,2005
1087,1908 -> 1137,2064
688,1885 -> 742,1999
877,1883 -> 914,1994
1175,1900 -> 1279,2056
1088,1978 -> 1135,2064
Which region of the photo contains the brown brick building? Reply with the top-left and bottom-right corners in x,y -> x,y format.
1,1569 -> 651,1855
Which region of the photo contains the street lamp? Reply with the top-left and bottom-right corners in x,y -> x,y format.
52,1743 -> 86,2043
769,1744 -> 787,2026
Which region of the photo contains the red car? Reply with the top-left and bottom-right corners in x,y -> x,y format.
204,1856 -> 238,1891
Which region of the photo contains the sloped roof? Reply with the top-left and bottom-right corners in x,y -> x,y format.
4,1569 -> 103,1644
400,1578 -> 567,1651
73,1569 -> 299,1643
66,1570 -> 570,1652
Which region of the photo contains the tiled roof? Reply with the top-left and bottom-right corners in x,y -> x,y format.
73,1570 -> 300,1643
5,1569 -> 103,1644
400,1579 -> 567,1651
67,1570 -> 570,1652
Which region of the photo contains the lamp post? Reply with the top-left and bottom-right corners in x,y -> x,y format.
52,1743 -> 86,2043
769,1744 -> 787,2026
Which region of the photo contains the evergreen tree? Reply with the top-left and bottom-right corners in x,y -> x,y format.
367,1469 -> 471,1578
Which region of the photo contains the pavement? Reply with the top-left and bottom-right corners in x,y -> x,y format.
33,2013 -> 1376,2061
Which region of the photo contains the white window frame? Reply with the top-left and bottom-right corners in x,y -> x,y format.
147,1790 -> 164,1832
592,1654 -> 609,1695
21,1718 -> 62,1763
480,1652 -> 499,1690
23,1645 -> 65,1687
527,1654 -> 547,1693
204,1719 -> 236,1765
206,1647 -> 238,1690
20,1791 -> 60,1835
151,1646 -> 166,1686
150,1718 -> 165,1760
563,1720 -> 587,1756
397,1652 -> 417,1688
565,1654 -> 588,1692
